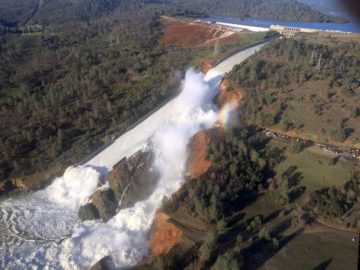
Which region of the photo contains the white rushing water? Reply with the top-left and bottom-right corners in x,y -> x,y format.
0,43 -> 266,269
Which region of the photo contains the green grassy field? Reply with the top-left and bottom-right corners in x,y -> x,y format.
269,139 -> 358,191
260,231 -> 357,270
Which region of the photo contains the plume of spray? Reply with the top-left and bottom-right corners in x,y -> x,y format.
44,166 -> 101,210
57,69 -> 221,269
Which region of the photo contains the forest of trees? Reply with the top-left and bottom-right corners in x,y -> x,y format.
158,128 -> 285,269
0,1 -> 210,183
308,173 -> 360,220
0,0 -> 346,27
171,0 -> 346,23
228,36 -> 360,144
163,129 -> 278,222
229,38 -> 360,90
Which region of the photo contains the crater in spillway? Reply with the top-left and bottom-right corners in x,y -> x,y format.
0,69 -> 223,269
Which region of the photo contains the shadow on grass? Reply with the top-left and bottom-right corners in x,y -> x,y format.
271,218 -> 292,235
227,191 -> 261,220
263,209 -> 281,224
242,227 -> 304,270
282,166 -> 303,188
289,186 -> 306,203
312,258 -> 333,270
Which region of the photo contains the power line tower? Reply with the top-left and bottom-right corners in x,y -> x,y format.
315,54 -> 322,72
213,39 -> 220,56
310,49 -> 315,65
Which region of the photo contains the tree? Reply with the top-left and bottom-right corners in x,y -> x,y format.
199,231 -> 217,262
234,234 -> 243,252
217,218 -> 226,230
331,127 -> 347,142
229,163 -> 238,178
153,257 -> 165,270
272,237 -> 279,248
247,216 -> 262,231
199,242 -> 212,262
258,227 -> 271,241
289,140 -> 304,153
213,251 -> 243,270
278,192 -> 290,205
350,107 -> 360,118
194,196 -> 206,216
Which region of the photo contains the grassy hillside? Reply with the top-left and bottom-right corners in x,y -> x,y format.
228,33 -> 360,148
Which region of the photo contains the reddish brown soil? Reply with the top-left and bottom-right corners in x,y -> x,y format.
199,60 -> 213,74
187,128 -> 225,179
187,132 -> 212,179
149,211 -> 183,257
161,17 -> 235,48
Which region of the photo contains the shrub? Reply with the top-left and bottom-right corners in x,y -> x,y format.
289,140 -> 304,153
213,251 -> 243,270
258,227 -> 271,241
278,192 -> 290,205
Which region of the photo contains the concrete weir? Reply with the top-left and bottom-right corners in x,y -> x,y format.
215,21 -> 269,32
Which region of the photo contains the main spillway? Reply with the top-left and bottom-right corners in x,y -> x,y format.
84,42 -> 267,171
0,41 -> 269,270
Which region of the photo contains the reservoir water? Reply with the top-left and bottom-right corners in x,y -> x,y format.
202,14 -> 360,33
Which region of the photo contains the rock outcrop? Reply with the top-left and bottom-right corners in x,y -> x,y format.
78,203 -> 100,221
90,189 -> 118,221
78,150 -> 159,222
0,177 -> 42,196
0,180 -> 16,195
108,150 -> 159,209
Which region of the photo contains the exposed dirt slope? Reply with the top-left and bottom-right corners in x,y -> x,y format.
187,128 -> 225,179
161,17 -> 236,48
187,132 -> 212,179
216,79 -> 245,107
149,211 -> 183,257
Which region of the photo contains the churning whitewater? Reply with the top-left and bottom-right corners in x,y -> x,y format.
0,68 -> 224,269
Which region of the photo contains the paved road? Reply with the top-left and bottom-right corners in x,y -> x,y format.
262,129 -> 360,162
